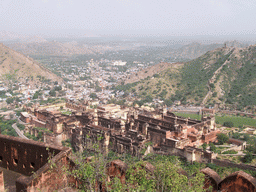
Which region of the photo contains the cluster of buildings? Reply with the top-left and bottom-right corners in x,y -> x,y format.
47,58 -> 148,101
19,101 -> 220,163
0,78 -> 66,110
0,56 -> 159,113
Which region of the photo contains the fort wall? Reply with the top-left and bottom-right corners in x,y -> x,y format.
0,134 -> 71,191
0,170 -> 4,192
16,148 -> 72,192
0,134 -> 62,176
212,159 -> 256,172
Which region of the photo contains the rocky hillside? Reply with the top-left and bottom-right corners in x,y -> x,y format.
125,41 -> 248,84
125,62 -> 183,84
0,43 -> 62,82
120,45 -> 256,109
208,45 -> 256,109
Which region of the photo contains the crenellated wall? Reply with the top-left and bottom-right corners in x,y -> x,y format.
0,170 -> 4,192
0,134 -> 71,192
0,134 -> 62,176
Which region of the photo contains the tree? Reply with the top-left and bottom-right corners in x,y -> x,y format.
243,133 -> 250,141
6,97 -> 20,104
209,83 -> 215,89
209,143 -> 216,153
243,153 -> 254,163
62,136 -> 206,191
116,99 -> 125,105
202,143 -> 207,151
89,93 -> 97,99
54,86 -> 62,91
217,133 -> 229,145
245,137 -> 256,154
33,90 -> 41,99
49,90 -> 56,97
223,121 -> 234,128
6,97 -> 15,104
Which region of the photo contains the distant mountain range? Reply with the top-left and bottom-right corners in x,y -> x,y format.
162,41 -> 248,62
6,41 -> 94,56
1,31 -> 249,60
0,31 -> 47,43
0,43 -> 62,82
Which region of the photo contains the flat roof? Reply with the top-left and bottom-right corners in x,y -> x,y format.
20,112 -> 30,118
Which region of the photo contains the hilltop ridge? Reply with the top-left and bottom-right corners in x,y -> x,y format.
0,43 -> 62,82
119,45 -> 256,109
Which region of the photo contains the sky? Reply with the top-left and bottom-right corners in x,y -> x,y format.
1,0 -> 256,37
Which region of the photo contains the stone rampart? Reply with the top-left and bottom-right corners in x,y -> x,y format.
0,170 -> 4,192
212,159 -> 256,172
0,134 -> 62,176
16,148 -> 72,192
0,134 -> 71,191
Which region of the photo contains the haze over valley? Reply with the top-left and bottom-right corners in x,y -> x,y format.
1,1 -> 256,191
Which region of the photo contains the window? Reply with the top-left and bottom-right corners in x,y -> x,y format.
30,162 -> 35,169
13,159 -> 18,166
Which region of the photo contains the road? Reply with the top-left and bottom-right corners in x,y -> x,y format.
12,123 -> 29,140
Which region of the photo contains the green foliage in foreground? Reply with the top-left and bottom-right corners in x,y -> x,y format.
61,139 -> 72,148
64,151 -> 206,192
206,162 -> 256,178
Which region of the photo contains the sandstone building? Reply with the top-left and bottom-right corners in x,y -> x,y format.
21,102 -> 219,162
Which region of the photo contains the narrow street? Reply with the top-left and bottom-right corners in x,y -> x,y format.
12,123 -> 29,140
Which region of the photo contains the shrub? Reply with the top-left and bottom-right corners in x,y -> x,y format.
223,121 -> 234,128
202,143 -> 207,151
209,143 -> 217,153
222,150 -> 238,154
217,133 -> 229,145
243,153 -> 254,163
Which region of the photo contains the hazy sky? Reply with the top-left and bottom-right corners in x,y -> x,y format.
1,0 -> 256,37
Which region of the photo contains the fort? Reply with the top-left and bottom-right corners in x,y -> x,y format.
1,131 -> 255,191
70,104 -> 219,162
2,101 -> 256,191
19,101 -> 220,162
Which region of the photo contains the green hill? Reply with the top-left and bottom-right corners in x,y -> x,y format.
119,45 -> 256,109
0,43 -> 62,82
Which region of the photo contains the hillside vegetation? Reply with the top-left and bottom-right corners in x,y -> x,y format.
0,43 -> 62,82
121,45 -> 256,109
